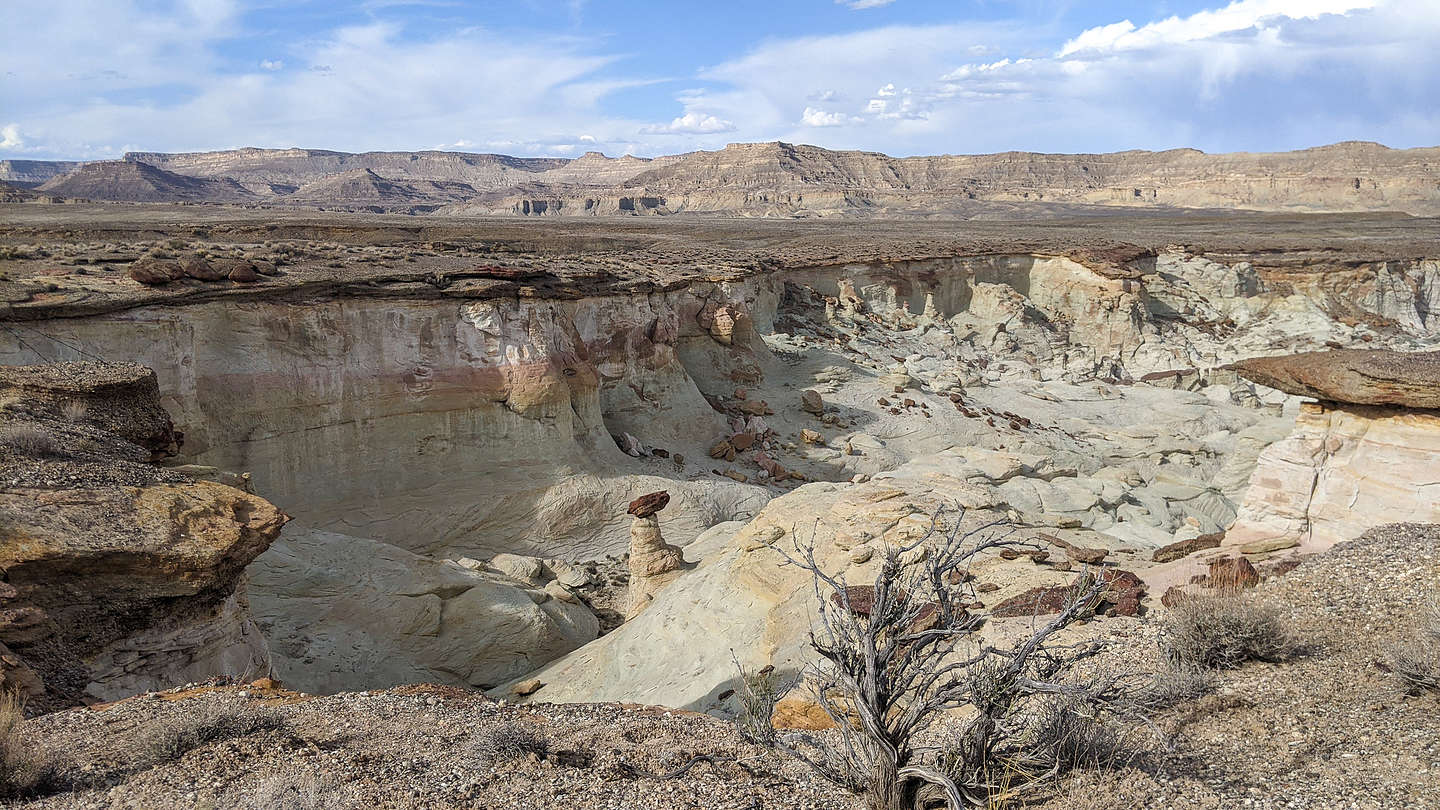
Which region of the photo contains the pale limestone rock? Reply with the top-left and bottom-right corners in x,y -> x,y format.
491,553 -> 547,584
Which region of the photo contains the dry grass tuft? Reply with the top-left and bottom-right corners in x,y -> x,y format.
469,720 -> 551,766
0,423 -> 59,457
242,772 -> 342,810
1025,694 -> 1142,773
0,692 -> 72,800
61,399 -> 89,422
1136,662 -> 1217,709
1385,600 -> 1440,694
1161,592 -> 1303,670
133,704 -> 287,766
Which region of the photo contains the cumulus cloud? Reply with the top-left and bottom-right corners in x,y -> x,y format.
640,111 -> 737,134
688,0 -> 1438,154
801,107 -> 858,127
0,124 -> 24,150
1058,0 -> 1381,56
0,0 -> 1434,159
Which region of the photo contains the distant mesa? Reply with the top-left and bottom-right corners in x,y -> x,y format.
36,160 -> 256,203
3,140 -> 1438,217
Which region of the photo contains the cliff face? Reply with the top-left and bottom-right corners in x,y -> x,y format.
0,362 -> 286,710
1225,403 -> 1440,554
1226,351 -> 1440,555
3,212 -> 1438,697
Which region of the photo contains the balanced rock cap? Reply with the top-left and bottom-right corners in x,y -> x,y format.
627,490 -> 671,518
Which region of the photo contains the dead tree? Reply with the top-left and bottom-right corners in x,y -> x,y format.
759,508 -> 1135,810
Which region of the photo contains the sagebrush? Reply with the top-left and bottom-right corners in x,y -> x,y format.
1160,593 -> 1302,670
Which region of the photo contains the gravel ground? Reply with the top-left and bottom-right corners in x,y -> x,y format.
1032,522 -> 1440,810
8,685 -> 851,810
6,523 -> 1438,810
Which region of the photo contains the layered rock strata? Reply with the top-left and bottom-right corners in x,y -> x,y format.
1225,350 -> 1440,555
0,362 -> 285,710
626,491 -> 685,617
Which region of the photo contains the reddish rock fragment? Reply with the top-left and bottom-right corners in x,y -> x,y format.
627,491 -> 671,518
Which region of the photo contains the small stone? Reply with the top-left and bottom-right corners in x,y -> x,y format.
512,679 -> 544,697
849,546 -> 874,564
800,428 -> 824,444
801,389 -> 824,415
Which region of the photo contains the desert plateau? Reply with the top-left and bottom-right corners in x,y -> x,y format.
3,0 -> 1440,807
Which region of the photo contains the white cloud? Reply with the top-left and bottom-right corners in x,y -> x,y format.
837,0 -> 897,8
640,111 -> 737,134
0,6 -> 653,158
801,107 -> 858,127
685,0 -> 1438,155
0,125 -> 23,150
1058,0 -> 1381,56
0,0 -> 1434,160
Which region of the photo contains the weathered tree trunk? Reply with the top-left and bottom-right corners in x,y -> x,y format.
865,758 -> 905,810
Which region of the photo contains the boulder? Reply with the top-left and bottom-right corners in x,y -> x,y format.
228,264 -> 260,283
1205,557 -> 1261,592
801,389 -> 824,415
127,257 -> 182,285
179,256 -> 227,281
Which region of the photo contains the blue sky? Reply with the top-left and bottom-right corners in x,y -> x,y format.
1,0 -> 1436,160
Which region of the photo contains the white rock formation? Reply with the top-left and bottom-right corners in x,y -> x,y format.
1226,403 -> 1440,554
250,526 -> 598,692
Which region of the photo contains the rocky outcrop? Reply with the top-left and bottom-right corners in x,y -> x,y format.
0,362 -> 285,709
0,362 -> 179,456
1226,350 -> 1440,557
1229,349 -> 1440,409
626,492 -> 685,617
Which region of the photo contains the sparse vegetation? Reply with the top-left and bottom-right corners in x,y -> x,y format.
1160,592 -> 1303,670
62,399 -> 89,422
0,692 -> 71,800
0,423 -> 59,457
1135,662 -> 1217,709
133,704 -> 287,766
469,720 -> 551,765
731,657 -> 795,747
243,772 -> 339,810
1385,599 -> 1440,694
755,508 -> 1153,810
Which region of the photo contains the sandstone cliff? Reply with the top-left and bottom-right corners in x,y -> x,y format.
0,362 -> 286,710
1225,350 -> 1440,556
